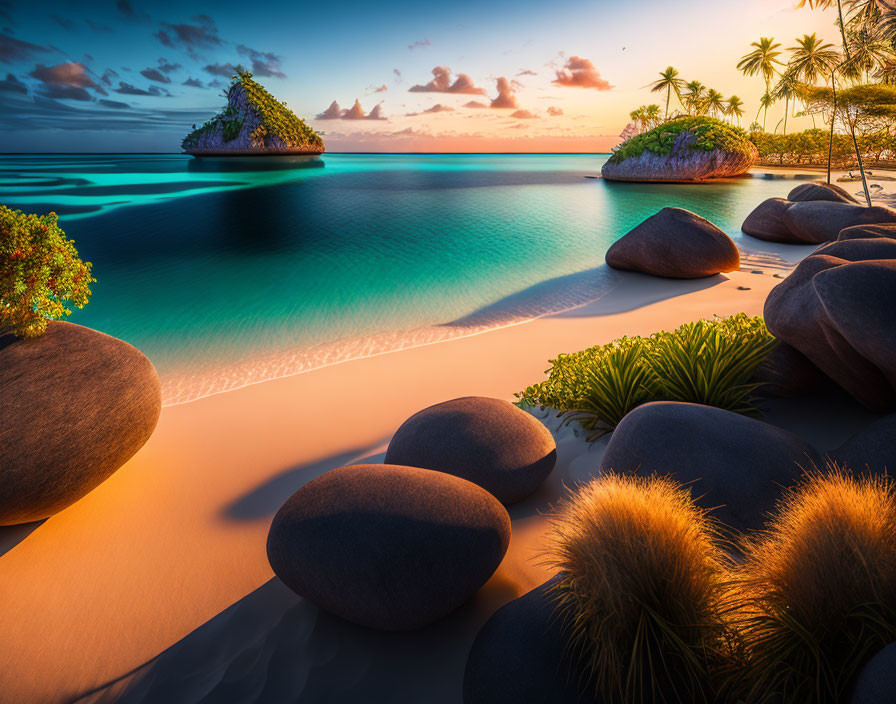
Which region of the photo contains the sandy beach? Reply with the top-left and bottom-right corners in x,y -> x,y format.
0,172 -> 892,703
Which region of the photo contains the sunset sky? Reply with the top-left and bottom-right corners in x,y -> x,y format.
0,0 -> 836,152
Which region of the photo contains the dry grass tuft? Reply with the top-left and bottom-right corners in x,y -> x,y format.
544,473 -> 734,703
727,469 -> 896,703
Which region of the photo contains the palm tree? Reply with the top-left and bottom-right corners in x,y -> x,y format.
788,33 -> 841,84
644,104 -> 662,127
705,89 -> 726,118
754,92 -> 775,127
737,37 -> 784,129
683,80 -> 706,115
726,95 -> 745,125
771,70 -> 799,134
844,25 -> 896,82
647,66 -> 686,118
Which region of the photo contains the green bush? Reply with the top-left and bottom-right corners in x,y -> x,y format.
750,128 -> 896,166
516,314 -> 777,438
608,116 -> 753,164
0,205 -> 94,338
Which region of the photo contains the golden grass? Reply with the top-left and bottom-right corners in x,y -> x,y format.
544,473 -> 734,703
726,469 -> 896,703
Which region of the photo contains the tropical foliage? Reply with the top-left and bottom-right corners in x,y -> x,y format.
751,127 -> 896,165
515,314 -> 777,438
0,205 -> 94,338
608,116 -> 753,165
182,70 -> 324,151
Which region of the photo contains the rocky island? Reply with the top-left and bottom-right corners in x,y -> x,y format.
601,116 -> 757,182
182,71 -> 325,156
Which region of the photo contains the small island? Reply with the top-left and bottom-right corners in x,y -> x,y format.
181,71 -> 325,156
601,116 -> 758,182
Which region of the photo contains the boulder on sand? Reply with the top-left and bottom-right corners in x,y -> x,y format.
788,181 -> 859,204
741,198 -> 795,243
839,223 -> 896,241
828,414 -> 896,475
0,321 -> 161,525
605,207 -> 740,279
765,240 -> 896,410
782,202 -> 896,244
266,464 -> 511,630
599,402 -> 820,532
384,396 -> 557,505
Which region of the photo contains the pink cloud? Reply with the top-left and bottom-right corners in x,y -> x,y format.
463,100 -> 488,108
490,77 -> 518,109
511,109 -> 538,119
516,69 -> 537,77
547,106 -> 563,116
552,56 -> 613,90
317,99 -> 387,120
405,103 -> 455,116
370,84 -> 388,93
409,66 -> 485,95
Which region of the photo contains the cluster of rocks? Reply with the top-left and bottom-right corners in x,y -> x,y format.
743,182 -> 896,244
0,322 -> 161,525
605,207 -> 740,279
266,396 -> 557,630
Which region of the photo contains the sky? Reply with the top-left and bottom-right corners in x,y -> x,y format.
0,0 -> 837,152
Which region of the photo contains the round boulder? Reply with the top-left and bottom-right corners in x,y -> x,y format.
752,341 -> 824,398
599,402 -> 820,532
741,198 -> 797,243
266,464 -> 511,630
605,207 -> 740,279
839,223 -> 896,241
782,202 -> 896,244
384,397 -> 557,505
464,577 -> 595,704
0,321 -> 161,525
829,414 -> 896,475
788,181 -> 859,204
852,642 -> 896,704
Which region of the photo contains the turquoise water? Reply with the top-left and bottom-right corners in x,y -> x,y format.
0,154 -> 799,403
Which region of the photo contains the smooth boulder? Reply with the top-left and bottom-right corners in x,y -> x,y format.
741,198 -> 795,243
605,207 -> 740,279
852,642 -> 896,704
839,223 -> 896,241
765,240 -> 896,410
0,321 -> 161,525
599,402 -> 820,532
829,415 -> 896,475
384,396 -> 556,504
464,577 -> 595,704
782,201 -> 896,244
788,181 -> 859,204
266,464 -> 511,630
752,341 -> 823,398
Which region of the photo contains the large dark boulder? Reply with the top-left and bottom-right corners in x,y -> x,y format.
752,341 -> 823,398
266,464 -> 511,630
839,223 -> 896,241
384,397 -> 556,505
0,321 -> 161,525
464,577 -> 595,704
852,642 -> 896,704
599,402 -> 820,532
829,415 -> 896,475
814,238 -> 896,262
741,198 -> 796,243
765,243 -> 896,410
782,202 -> 896,244
605,208 -> 740,279
788,181 -> 859,204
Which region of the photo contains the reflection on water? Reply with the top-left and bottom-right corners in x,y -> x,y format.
0,154 -> 802,404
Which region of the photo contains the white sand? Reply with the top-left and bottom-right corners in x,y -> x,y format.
0,179 -> 892,703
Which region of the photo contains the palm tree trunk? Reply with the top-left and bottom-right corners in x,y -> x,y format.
828,68 -> 836,185
666,87 -> 671,119
783,95 -> 789,135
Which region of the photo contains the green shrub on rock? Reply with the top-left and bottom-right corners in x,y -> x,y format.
608,116 -> 753,165
516,314 -> 777,438
0,205 -> 94,338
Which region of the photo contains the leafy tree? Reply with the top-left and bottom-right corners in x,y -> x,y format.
647,66 -> 686,118
0,206 -> 94,338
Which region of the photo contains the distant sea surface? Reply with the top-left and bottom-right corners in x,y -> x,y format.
1,153 -> 800,404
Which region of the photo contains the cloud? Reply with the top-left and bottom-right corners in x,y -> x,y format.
408,38 -> 431,50
516,69 -> 537,77
100,68 -> 119,85
409,66 -> 485,95
113,81 -> 170,96
86,20 -> 113,33
547,106 -> 563,116
405,103 -> 454,116
490,77 -> 518,108
203,62 -> 236,77
0,72 -> 26,93
552,56 -> 613,90
29,62 -> 107,100
182,76 -> 203,88
393,68 -> 401,81
369,84 -> 388,93
50,15 -> 76,31
316,99 -> 386,120
236,45 -> 285,78
462,100 -> 488,108
156,14 -> 221,51
99,98 -> 130,109
140,67 -> 170,84
117,0 -> 149,22
510,109 -> 538,119
157,57 -> 181,74
0,34 -> 50,64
